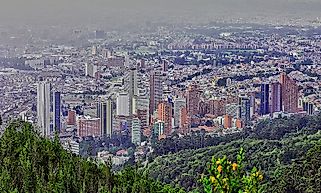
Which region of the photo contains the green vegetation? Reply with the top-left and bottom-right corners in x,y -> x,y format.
0,121 -> 185,193
201,148 -> 264,193
2,114 -> 321,192
146,114 -> 321,192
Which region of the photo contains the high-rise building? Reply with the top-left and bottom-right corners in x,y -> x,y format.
37,82 -> 51,136
149,71 -> 163,121
157,101 -> 172,136
269,82 -> 282,114
260,83 -> 282,116
116,93 -> 130,116
97,99 -> 113,136
238,96 -> 251,125
260,84 -> 270,115
131,117 -> 141,145
125,68 -> 138,115
53,91 -> 61,133
78,117 -> 101,137
280,73 -> 299,113
186,83 -> 201,118
173,97 -> 186,128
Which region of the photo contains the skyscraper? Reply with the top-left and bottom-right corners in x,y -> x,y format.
173,97 -> 186,128
157,101 -> 172,136
116,93 -> 130,116
37,82 -> 51,136
269,82 -> 282,114
125,68 -> 138,115
97,99 -> 113,137
280,73 -> 299,113
149,71 -> 163,121
53,91 -> 61,133
186,83 -> 200,118
260,84 -> 270,115
238,96 -> 251,125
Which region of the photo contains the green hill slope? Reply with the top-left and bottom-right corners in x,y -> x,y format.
145,116 -> 321,192
0,121 -> 185,193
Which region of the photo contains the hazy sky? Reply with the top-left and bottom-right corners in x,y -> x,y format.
0,0 -> 320,26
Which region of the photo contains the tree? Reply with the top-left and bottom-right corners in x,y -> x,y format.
201,148 -> 264,193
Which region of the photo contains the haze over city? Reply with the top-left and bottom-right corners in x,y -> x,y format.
0,0 -> 321,192
0,0 -> 321,27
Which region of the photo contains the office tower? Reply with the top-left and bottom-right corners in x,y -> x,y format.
116,93 -> 130,116
97,99 -> 113,137
225,103 -> 239,118
85,63 -> 97,77
78,118 -> 101,137
269,82 -> 282,114
173,97 -> 186,128
67,110 -> 76,125
131,117 -> 141,145
149,71 -> 163,120
280,73 -> 299,113
238,96 -> 251,125
224,114 -> 233,129
260,84 -> 270,115
124,68 -> 138,115
37,82 -> 51,136
186,83 -> 201,118
53,91 -> 61,133
260,83 -> 282,116
157,102 -> 172,136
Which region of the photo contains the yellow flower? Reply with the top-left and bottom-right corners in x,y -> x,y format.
217,165 -> 222,173
216,160 -> 220,165
232,163 -> 238,171
210,176 -> 216,183
259,174 -> 263,181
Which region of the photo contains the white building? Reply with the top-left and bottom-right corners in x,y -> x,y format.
131,117 -> 141,145
116,93 -> 130,116
173,97 -> 186,128
37,82 -> 51,136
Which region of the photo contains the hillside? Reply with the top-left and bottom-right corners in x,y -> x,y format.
145,115 -> 321,192
0,121 -> 185,193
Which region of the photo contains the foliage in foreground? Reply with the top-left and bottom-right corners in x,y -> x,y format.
0,121 -> 185,193
201,148 -> 264,193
